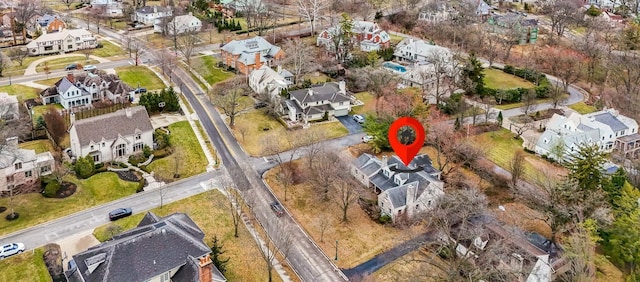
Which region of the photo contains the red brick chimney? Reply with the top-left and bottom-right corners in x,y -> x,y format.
67,73 -> 74,83
198,255 -> 213,282
254,52 -> 262,69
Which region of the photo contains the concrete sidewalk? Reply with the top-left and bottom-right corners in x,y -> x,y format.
147,66 -> 218,171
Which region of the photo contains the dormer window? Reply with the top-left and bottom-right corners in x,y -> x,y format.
14,162 -> 22,170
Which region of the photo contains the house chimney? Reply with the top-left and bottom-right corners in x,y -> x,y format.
70,112 -> 76,125
406,184 -> 417,215
277,65 -> 282,73
125,108 -> 132,118
338,80 -> 346,94
188,11 -> 193,16
67,73 -> 74,83
307,89 -> 313,96
381,155 -> 388,166
254,52 -> 262,69
154,6 -> 157,13
5,137 -> 18,149
198,255 -> 214,282
226,36 -> 231,43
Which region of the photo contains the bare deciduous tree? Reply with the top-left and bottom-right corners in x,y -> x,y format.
210,77 -> 249,128
331,159 -> 359,222
363,67 -> 398,115
282,38 -> 316,84
177,31 -> 198,66
521,89 -> 537,116
61,0 -> 75,10
540,0 -> 582,39
14,0 -> 39,43
257,219 -> 293,282
295,0 -> 327,35
7,47 -> 28,67
509,151 -> 526,186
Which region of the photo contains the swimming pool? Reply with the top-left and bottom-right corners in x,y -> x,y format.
382,62 -> 407,73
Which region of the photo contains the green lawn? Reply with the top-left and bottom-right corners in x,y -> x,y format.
191,56 -> 234,86
351,92 -> 375,115
390,34 -> 405,44
93,190 -> 277,282
484,68 -> 535,90
569,102 -> 597,114
91,40 -> 126,58
19,140 -> 55,154
31,104 -> 64,125
0,84 -> 40,102
0,172 -> 138,236
34,77 -> 62,86
147,121 -> 207,182
0,248 -> 50,282
5,56 -> 41,76
36,57 -> 99,72
115,66 -> 165,91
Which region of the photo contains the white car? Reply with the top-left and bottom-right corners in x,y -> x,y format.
0,243 -> 25,259
362,135 -> 374,143
353,114 -> 365,124
83,65 -> 96,71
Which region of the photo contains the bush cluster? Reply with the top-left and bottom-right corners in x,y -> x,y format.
484,66 -> 551,104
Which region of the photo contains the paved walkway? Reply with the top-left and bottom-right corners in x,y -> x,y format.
149,113 -> 187,129
18,81 -> 49,89
147,65 -> 218,171
24,54 -> 112,75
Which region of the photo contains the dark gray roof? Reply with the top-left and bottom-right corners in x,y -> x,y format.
71,106 -> 153,147
593,112 -> 629,132
304,104 -> 332,115
67,212 -> 216,282
56,77 -> 75,93
353,154 -> 383,176
386,184 -> 409,208
138,212 -> 161,227
288,82 -> 350,104
136,5 -> 172,14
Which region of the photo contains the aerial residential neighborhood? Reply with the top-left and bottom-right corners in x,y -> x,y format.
0,0 -> 640,281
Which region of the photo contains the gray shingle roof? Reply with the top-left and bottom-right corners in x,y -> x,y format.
221,36 -> 281,57
71,106 -> 153,147
66,212 -> 218,282
592,112 -> 629,132
288,82 -> 349,104
136,5 -> 172,14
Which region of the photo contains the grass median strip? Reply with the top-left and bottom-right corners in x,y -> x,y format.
147,121 -> 207,181
0,248 -> 49,282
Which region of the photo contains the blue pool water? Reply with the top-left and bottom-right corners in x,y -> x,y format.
382,62 -> 407,73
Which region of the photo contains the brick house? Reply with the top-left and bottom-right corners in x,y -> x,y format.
0,137 -> 54,193
220,36 -> 285,75
317,20 -> 391,52
65,212 -> 227,282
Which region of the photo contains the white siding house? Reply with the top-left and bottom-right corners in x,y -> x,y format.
26,29 -> 96,56
155,13 -> 202,35
69,106 -> 154,163
248,65 -> 293,98
393,38 -> 452,63
40,73 -> 135,109
0,137 -> 54,192
283,81 -> 351,122
132,6 -> 173,26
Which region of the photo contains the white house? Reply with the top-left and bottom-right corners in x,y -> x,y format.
26,28 -> 96,56
0,137 -> 54,192
351,154 -> 444,223
393,38 -> 452,63
155,13 -> 202,35
317,20 -> 391,53
40,73 -> 135,109
132,6 -> 173,26
69,106 -> 154,163
282,81 -> 351,122
248,65 -> 293,98
535,109 -> 640,161
0,92 -> 19,121
90,0 -> 124,17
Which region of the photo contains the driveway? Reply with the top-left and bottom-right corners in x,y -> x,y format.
337,115 -> 363,134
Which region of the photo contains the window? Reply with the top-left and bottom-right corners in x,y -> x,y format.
339,102 -> 344,105
90,145 -> 94,150
92,154 -> 100,163
133,143 -> 144,152
6,175 -> 14,183
41,166 -> 51,173
102,142 -> 105,147
14,163 -> 22,170
135,134 -> 141,140
25,170 -> 32,178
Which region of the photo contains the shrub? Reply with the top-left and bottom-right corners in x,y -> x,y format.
43,181 -> 61,197
129,154 -> 147,166
379,214 -> 392,224
94,163 -> 104,170
74,156 -> 95,179
154,129 -> 170,149
153,147 -> 173,158
139,165 -> 151,173
136,179 -> 145,193
503,65 -> 515,74
143,145 -> 152,158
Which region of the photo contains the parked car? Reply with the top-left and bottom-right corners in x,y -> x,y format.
83,65 -> 96,71
0,243 -> 25,259
134,87 -> 147,94
254,101 -> 267,109
65,64 -> 78,71
353,114 -> 365,124
108,208 -> 133,221
270,202 -> 285,217
362,135 -> 374,143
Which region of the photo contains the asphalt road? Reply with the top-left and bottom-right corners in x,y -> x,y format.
172,65 -> 348,281
0,59 -> 134,87
0,171 -> 224,251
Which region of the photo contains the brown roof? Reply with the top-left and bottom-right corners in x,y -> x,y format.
72,106 -> 153,147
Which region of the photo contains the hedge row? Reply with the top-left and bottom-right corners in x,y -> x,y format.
485,66 -> 551,104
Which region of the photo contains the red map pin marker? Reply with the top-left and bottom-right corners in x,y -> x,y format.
388,117 -> 425,166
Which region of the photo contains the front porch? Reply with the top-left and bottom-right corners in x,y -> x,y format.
615,133 -> 640,157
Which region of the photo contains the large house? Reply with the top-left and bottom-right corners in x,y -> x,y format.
90,0 -> 124,17
155,13 -> 202,35
69,106 -> 154,163
0,92 -> 19,121
0,137 -> 54,192
40,72 -> 135,109
26,28 -> 96,56
351,154 -> 444,223
282,81 -> 351,122
535,109 -> 640,161
132,6 -> 173,26
488,13 -> 539,44
65,212 -> 226,282
34,14 -> 66,33
317,20 -> 391,52
393,38 -> 452,64
220,36 -> 285,75
248,65 -> 293,98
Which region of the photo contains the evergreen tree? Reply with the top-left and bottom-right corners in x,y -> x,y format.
74,156 -> 95,179
461,53 -> 485,95
210,235 -> 229,275
565,143 -> 608,194
602,168 -> 628,208
496,111 -> 503,126
35,115 -> 46,130
603,182 -> 640,275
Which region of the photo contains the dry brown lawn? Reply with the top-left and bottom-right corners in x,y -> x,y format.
370,250 -> 446,282
265,159 -> 426,269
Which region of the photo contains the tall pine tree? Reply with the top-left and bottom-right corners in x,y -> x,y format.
210,235 -> 229,275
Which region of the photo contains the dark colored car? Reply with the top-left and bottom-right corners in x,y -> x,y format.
109,208 -> 133,221
270,202 -> 285,217
134,87 -> 147,94
254,101 -> 267,109
65,64 -> 78,71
